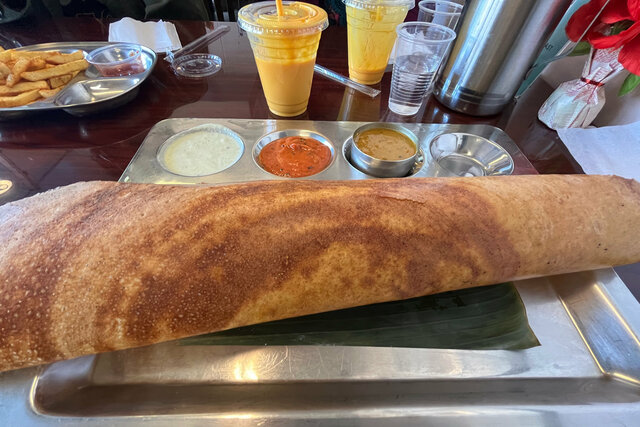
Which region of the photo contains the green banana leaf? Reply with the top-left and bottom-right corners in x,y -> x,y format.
181,283 -> 539,350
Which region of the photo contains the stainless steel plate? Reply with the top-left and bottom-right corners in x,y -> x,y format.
2,120 -> 639,426
0,42 -> 157,119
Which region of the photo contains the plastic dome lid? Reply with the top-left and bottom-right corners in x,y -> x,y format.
238,1 -> 329,36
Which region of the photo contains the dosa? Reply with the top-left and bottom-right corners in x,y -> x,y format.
1,175 -> 639,372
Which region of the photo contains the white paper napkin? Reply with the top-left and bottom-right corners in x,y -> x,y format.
109,17 -> 182,53
557,121 -> 640,182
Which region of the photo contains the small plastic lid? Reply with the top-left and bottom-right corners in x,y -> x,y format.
342,0 -> 415,10
171,54 -> 222,78
238,1 -> 328,36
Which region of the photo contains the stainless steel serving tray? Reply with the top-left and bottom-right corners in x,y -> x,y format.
120,118 -> 536,184
1,119 -> 639,426
0,42 -> 157,119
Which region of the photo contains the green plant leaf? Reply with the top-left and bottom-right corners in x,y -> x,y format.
569,41 -> 592,57
611,20 -> 632,36
180,283 -> 540,351
618,73 -> 640,96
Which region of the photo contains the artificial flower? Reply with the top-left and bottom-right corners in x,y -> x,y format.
566,0 -> 640,76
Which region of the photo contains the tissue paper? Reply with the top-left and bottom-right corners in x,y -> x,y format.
109,17 -> 182,53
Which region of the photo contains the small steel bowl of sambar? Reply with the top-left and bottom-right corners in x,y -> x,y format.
349,123 -> 419,178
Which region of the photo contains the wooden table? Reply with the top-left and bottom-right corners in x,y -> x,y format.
1,17 -> 638,298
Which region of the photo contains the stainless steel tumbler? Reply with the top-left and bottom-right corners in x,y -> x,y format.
433,0 -> 572,116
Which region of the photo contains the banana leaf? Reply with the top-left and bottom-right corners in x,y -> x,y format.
181,283 -> 539,350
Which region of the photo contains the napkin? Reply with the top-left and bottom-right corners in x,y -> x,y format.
557,121 -> 640,182
109,17 -> 182,53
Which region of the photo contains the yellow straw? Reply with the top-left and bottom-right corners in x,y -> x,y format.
276,0 -> 284,16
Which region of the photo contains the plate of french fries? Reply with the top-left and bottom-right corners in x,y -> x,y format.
0,42 -> 156,118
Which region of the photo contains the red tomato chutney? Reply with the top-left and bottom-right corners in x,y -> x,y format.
259,136 -> 332,178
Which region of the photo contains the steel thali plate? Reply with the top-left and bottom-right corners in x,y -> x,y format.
119,118 -> 536,184
1,119 -> 639,426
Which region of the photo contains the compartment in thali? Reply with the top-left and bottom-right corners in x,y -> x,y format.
252,129 -> 336,178
157,124 -> 245,177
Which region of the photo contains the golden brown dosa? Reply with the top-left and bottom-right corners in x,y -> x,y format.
1,175 -> 639,372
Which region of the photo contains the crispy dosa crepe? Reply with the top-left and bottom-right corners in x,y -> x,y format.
1,175 -> 639,372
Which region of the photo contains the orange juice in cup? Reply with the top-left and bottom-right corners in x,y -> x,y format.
238,1 -> 328,117
343,0 -> 414,85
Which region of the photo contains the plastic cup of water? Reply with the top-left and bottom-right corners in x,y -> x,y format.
388,22 -> 456,116
417,1 -> 463,29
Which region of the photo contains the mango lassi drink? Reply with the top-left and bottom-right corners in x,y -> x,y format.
238,1 -> 328,117
343,0 -> 414,85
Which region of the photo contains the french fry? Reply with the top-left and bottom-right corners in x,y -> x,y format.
0,80 -> 49,96
38,88 -> 62,99
28,57 -> 47,71
46,51 -> 84,65
6,57 -> 31,87
10,51 -> 57,60
0,50 -> 91,109
0,90 -> 41,108
0,62 -> 11,78
20,59 -> 88,82
48,73 -> 73,89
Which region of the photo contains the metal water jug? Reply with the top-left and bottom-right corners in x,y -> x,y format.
434,0 -> 572,116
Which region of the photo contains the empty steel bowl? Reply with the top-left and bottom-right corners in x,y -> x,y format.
349,123 -> 419,178
428,133 -> 514,177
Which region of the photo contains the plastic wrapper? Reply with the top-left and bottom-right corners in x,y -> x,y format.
538,48 -> 624,129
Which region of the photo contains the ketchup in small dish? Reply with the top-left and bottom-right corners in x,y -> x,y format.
86,43 -> 145,77
259,136 -> 332,178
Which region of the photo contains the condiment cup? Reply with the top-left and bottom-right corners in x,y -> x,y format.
253,129 -> 335,178
428,132 -> 514,177
86,43 -> 145,77
349,122 -> 419,178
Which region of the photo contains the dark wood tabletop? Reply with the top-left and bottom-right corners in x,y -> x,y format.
1,17 -> 638,299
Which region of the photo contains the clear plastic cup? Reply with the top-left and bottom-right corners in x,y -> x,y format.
342,0 -> 415,85
388,22 -> 456,115
417,0 -> 463,29
238,1 -> 328,117
86,43 -> 145,77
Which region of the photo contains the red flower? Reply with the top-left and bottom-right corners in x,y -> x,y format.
566,0 -> 640,75
619,31 -> 640,73
566,0 -> 608,42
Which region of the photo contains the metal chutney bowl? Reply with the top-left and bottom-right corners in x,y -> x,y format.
349,123 -> 419,178
428,132 -> 514,177
252,129 -> 336,178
